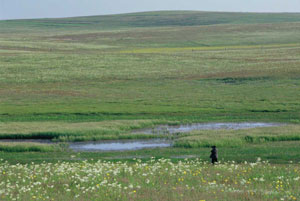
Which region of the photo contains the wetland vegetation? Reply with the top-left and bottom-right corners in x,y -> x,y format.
1,11 -> 300,200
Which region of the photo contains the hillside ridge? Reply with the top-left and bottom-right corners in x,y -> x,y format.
2,10 -> 300,29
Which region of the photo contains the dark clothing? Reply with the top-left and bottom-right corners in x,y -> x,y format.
210,148 -> 218,164
211,157 -> 218,164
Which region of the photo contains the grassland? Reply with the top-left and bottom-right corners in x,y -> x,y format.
0,11 -> 300,164
1,11 -> 300,200
173,124 -> 300,148
1,158 -> 300,201
1,11 -> 300,123
0,142 -> 57,152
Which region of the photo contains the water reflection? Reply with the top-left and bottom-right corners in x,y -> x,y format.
69,139 -> 171,151
132,122 -> 282,134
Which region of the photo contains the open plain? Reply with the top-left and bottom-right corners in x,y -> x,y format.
1,11 -> 300,200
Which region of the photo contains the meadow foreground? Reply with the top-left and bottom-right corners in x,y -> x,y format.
0,158 -> 299,201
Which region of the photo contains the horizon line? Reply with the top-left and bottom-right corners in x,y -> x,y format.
1,9 -> 300,21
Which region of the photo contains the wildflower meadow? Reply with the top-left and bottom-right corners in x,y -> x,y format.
0,158 -> 299,201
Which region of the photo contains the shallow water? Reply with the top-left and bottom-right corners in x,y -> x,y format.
0,122 -> 283,152
69,139 -> 172,151
132,122 -> 283,134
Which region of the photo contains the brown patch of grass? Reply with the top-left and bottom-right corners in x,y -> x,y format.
182,70 -> 265,80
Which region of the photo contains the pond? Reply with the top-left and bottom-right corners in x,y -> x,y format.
0,122 -> 283,152
132,122 -> 283,134
69,139 -> 172,152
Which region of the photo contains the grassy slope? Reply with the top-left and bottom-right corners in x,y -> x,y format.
0,11 -> 300,163
2,11 -> 300,30
2,12 -> 300,201
1,11 -> 300,123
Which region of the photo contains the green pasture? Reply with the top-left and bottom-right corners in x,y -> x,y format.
0,11 -> 300,164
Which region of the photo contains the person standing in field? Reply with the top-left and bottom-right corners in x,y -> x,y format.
210,146 -> 218,165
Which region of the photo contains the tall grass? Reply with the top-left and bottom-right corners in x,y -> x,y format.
0,142 -> 57,152
174,138 -> 245,148
0,131 -> 167,142
174,125 -> 300,148
0,158 -> 299,200
0,120 -> 172,141
245,135 -> 300,143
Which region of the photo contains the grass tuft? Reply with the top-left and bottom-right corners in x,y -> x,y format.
0,142 -> 58,152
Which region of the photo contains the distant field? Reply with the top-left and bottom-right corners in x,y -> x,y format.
0,11 -> 300,164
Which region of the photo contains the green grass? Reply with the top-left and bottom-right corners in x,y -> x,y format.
0,142 -> 58,152
2,11 -> 300,201
174,125 -> 300,148
1,41 -> 300,123
2,11 -> 300,31
0,11 -> 300,166
0,158 -> 300,200
0,120 -> 170,141
1,141 -> 300,164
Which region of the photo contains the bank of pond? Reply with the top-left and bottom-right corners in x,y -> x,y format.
1,122 -> 293,152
